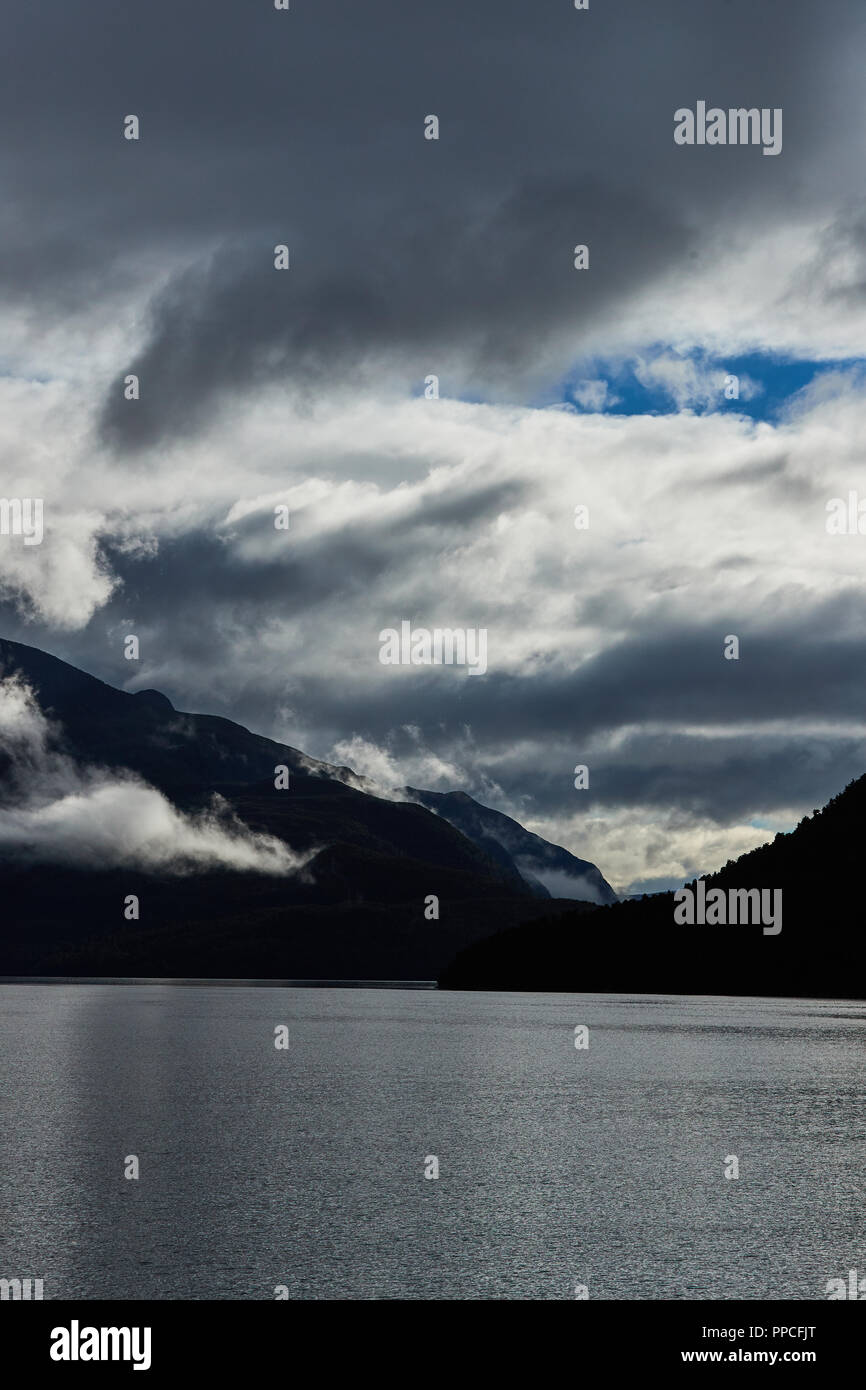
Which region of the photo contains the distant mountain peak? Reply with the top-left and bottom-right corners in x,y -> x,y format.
405,785 -> 617,904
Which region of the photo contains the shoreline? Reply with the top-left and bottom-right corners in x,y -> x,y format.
0,976 -> 438,989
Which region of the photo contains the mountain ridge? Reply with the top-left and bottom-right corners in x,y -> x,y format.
0,637 -> 607,977
406,786 -> 617,904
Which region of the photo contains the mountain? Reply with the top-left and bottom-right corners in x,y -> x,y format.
406,788 -> 617,903
439,773 -> 866,998
0,638 -> 601,978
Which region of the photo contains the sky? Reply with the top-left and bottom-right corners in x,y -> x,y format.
2,0 -> 866,894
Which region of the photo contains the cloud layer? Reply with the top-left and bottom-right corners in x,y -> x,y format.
2,1 -> 866,892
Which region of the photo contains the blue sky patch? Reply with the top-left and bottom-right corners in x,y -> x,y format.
548,349 -> 866,422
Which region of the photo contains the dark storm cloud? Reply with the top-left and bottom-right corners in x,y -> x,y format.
98,174 -> 687,448
8,544 -> 864,828
316,605 -> 866,735
588,735 -> 864,823
84,470 -> 527,617
0,0 -> 860,433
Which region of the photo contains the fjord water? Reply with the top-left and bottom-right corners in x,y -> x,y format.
0,984 -> 863,1300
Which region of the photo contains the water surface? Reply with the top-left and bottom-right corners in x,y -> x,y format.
0,985 -> 863,1299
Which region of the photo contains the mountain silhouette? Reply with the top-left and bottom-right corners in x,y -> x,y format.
439,774 -> 866,998
406,787 -> 617,904
0,638 -> 606,978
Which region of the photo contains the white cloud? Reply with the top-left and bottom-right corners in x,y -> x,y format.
516,862 -> 611,906
632,351 -> 762,410
3,246 -> 866,888
517,806 -> 773,899
0,675 -> 314,875
570,379 -> 618,411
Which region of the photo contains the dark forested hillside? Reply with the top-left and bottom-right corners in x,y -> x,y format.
440,775 -> 866,997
